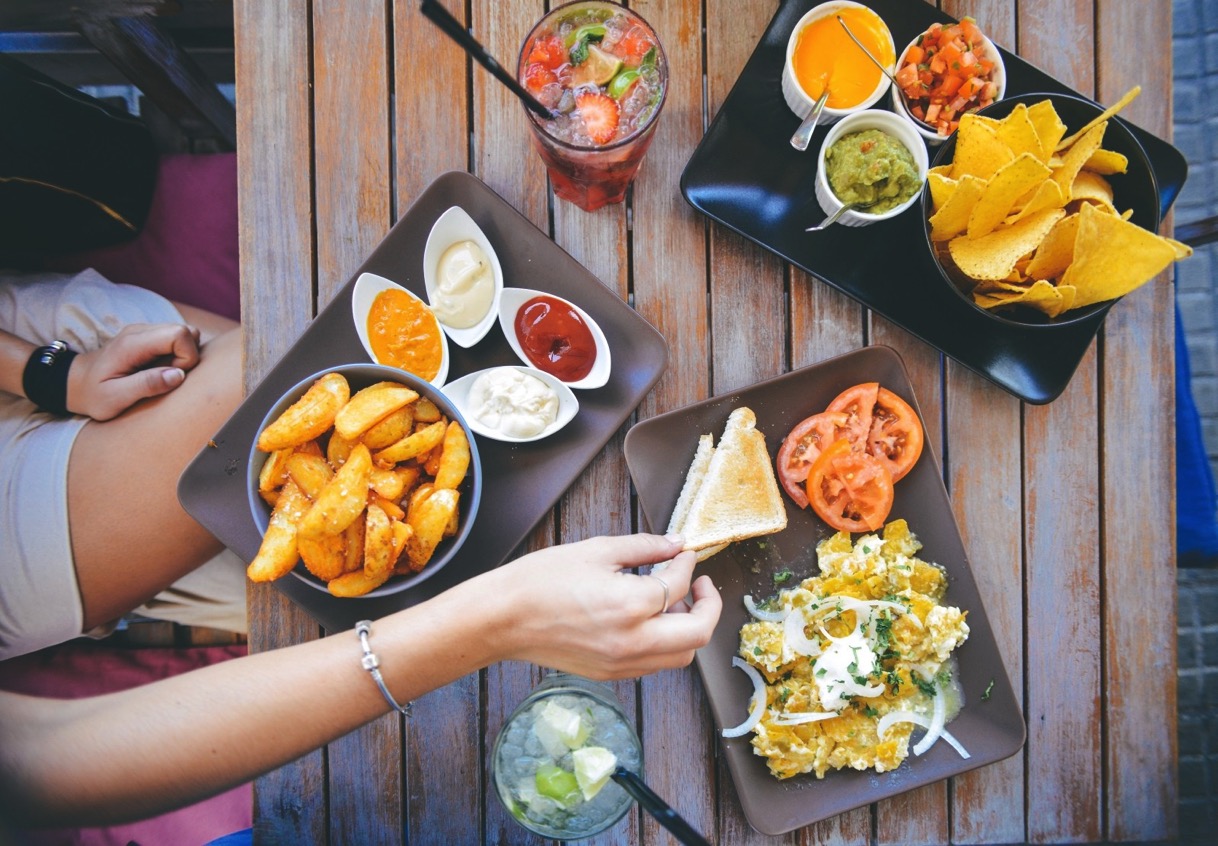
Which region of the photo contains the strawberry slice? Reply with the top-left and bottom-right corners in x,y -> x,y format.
575,92 -> 619,144
524,63 -> 557,94
527,35 -> 566,70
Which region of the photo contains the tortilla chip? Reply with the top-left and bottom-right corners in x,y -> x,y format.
927,171 -> 958,212
1167,237 -> 1195,260
1027,100 -> 1068,161
1070,170 -> 1117,215
1055,85 -> 1141,152
929,174 -> 987,242
948,208 -> 1066,281
1052,121 -> 1107,197
968,153 -> 1053,238
974,279 -> 1067,317
1061,203 -> 1180,308
1083,148 -> 1128,175
994,104 -> 1047,163
1005,179 -> 1067,226
1025,212 -> 1080,281
952,114 -> 1015,181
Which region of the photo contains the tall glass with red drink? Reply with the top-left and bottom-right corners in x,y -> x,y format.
518,1 -> 667,212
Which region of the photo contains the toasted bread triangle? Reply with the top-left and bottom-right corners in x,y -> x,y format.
679,407 -> 787,552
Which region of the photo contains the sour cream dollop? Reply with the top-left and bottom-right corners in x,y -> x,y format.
432,240 -> 494,329
468,369 -> 559,439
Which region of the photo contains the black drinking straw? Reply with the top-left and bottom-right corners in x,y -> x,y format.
611,767 -> 712,846
419,0 -> 556,119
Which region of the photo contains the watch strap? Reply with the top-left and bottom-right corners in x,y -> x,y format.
22,340 -> 77,416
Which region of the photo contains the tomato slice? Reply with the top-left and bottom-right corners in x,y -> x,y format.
775,411 -> 853,509
868,388 -> 924,482
825,382 -> 879,442
806,438 -> 895,533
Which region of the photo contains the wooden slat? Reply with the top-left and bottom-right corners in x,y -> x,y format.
1018,4 -> 1104,840
1096,1 -> 1177,840
309,2 -> 398,843
627,1 -> 721,842
936,1 -> 1028,842
390,5 -> 481,845
234,0 -> 325,842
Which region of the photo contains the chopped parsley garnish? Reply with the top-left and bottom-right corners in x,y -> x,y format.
982,679 -> 995,701
874,616 -> 893,649
816,668 -> 827,678
752,646 -> 763,656
863,706 -> 879,718
913,674 -> 937,698
773,569 -> 793,585
779,687 -> 792,703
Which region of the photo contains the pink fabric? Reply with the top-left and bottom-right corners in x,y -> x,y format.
43,153 -> 240,322
0,640 -> 252,845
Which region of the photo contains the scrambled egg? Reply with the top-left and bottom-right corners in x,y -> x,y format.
737,520 -> 969,779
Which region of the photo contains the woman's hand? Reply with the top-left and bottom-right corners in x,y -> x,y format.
481,534 -> 722,680
66,323 -> 202,421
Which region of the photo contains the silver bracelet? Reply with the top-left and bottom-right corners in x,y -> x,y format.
355,620 -> 411,717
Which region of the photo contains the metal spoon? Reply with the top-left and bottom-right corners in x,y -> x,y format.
836,15 -> 936,133
789,85 -> 831,151
806,199 -> 878,231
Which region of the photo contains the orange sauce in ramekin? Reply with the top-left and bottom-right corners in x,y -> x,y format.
367,289 -> 443,381
793,6 -> 893,109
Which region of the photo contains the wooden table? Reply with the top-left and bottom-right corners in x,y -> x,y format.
234,1 -> 1177,842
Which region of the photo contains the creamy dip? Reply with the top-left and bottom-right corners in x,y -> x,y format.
468,369 -> 558,439
432,240 -> 494,328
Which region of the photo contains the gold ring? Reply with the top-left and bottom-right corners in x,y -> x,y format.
650,573 -> 670,616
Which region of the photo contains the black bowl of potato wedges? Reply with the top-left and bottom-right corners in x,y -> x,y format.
246,363 -> 482,598
922,91 -> 1188,328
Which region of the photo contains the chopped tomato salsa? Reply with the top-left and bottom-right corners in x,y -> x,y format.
896,18 -> 1000,137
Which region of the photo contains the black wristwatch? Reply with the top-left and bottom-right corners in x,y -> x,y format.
22,340 -> 78,416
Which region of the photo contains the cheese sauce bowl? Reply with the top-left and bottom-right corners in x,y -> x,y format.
352,272 -> 451,387
782,1 -> 895,125
423,205 -> 504,349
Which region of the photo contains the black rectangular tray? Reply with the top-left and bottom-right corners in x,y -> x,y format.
179,171 -> 668,632
680,0 -> 1186,404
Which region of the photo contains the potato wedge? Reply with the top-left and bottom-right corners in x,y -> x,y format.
298,531 -> 346,581
257,372 -> 349,452
361,405 -> 415,450
334,382 -> 419,441
298,443 -> 372,538
327,568 -> 391,597
405,488 -> 459,571
373,495 -> 406,522
369,466 -> 407,501
286,452 -> 334,500
258,447 -> 293,494
406,482 -> 434,515
390,520 -> 412,567
374,420 -> 447,466
433,421 -> 471,490
413,396 -> 442,423
342,517 -> 365,574
363,503 -> 395,579
247,480 -> 310,582
326,431 -> 356,469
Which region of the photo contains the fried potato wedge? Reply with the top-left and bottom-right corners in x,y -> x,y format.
361,405 -> 416,450
363,502 -> 395,579
374,420 -> 447,466
327,568 -> 391,597
433,421 -> 471,490
342,518 -> 365,574
413,396 -> 442,423
334,382 -> 419,441
298,531 -> 346,581
257,372 -> 349,452
369,466 -> 408,501
405,488 -> 459,572
247,480 -> 310,582
258,447 -> 293,494
286,452 -> 334,500
298,443 -> 372,538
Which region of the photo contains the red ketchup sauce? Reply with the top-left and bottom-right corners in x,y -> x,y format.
513,295 -> 597,382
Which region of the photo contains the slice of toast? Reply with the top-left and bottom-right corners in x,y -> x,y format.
666,434 -> 727,561
679,407 -> 788,553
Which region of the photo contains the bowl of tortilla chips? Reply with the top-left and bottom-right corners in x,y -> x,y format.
922,91 -> 1189,327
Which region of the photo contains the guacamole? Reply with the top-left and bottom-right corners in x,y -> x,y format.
824,129 -> 921,214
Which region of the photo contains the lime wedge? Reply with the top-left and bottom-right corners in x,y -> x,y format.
573,746 -> 617,801
571,44 -> 623,88
564,23 -> 607,48
535,764 -> 581,807
538,700 -> 590,750
607,69 -> 640,100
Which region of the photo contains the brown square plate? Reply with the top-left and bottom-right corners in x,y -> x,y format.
178,171 -> 668,632
624,346 -> 1025,835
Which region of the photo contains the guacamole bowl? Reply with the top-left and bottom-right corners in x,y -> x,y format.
813,109 -> 929,228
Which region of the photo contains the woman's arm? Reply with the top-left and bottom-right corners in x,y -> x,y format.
0,534 -> 720,827
0,323 -> 204,420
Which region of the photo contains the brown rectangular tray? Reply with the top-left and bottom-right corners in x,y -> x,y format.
179,171 -> 668,632
624,345 -> 1025,835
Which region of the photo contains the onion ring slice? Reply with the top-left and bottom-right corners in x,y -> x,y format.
722,656 -> 767,738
